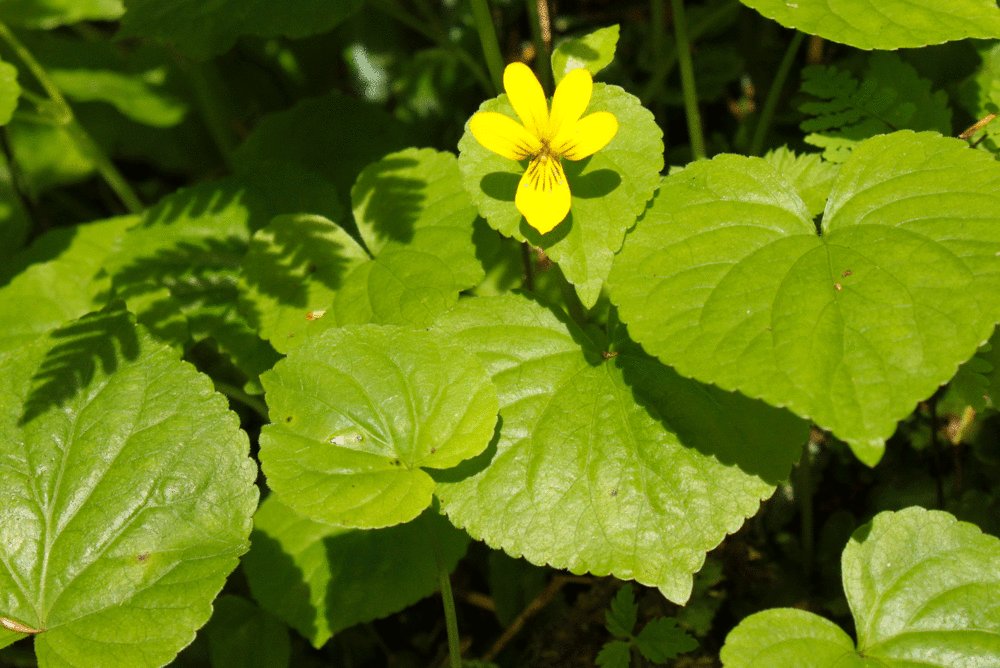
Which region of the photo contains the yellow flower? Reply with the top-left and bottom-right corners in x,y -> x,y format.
470,62 -> 619,234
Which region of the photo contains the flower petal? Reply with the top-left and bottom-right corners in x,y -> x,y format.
504,62 -> 549,139
470,112 -> 543,161
549,68 -> 593,139
554,111 -> 619,161
516,155 -> 571,234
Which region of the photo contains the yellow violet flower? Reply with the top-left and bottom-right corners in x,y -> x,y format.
470,62 -> 619,234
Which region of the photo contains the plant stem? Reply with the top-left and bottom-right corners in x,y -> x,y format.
213,381 -> 269,419
469,0 -> 505,94
796,439 -> 814,580
178,59 -> 235,168
0,20 -> 143,214
749,30 -> 805,157
428,514 -> 462,668
649,0 -> 665,64
640,0 -> 737,106
521,241 -> 535,291
670,0 -> 705,160
526,0 -> 553,92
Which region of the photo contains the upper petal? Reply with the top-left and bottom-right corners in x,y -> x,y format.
553,111 -> 619,161
470,112 -> 543,161
504,62 -> 549,139
549,68 -> 593,139
515,155 -> 571,234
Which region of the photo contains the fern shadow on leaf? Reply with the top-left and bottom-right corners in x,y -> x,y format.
20,303 -> 139,425
351,157 -> 425,246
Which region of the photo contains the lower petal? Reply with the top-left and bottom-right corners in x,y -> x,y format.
516,155 -> 571,234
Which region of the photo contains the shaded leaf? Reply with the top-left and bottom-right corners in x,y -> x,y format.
259,324 -> 499,529
0,0 -> 123,29
635,617 -> 698,662
595,640 -> 631,668
605,586 -> 637,638
204,596 -> 289,668
242,497 -> 468,648
119,0 -> 364,61
0,57 -> 19,126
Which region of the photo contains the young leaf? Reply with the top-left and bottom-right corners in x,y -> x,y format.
551,25 -> 620,84
0,57 -> 19,127
610,131 -> 1000,465
204,596 -> 289,668
242,497 -> 468,648
118,0 -> 364,61
0,216 -> 136,355
762,147 -> 839,217
635,617 -> 698,662
800,53 -> 951,163
739,0 -> 1000,50
458,84 -> 662,308
605,586 -> 638,639
721,508 -> 1000,667
431,296 -> 806,602
259,324 -> 499,529
0,304 -> 258,668
595,640 -> 631,668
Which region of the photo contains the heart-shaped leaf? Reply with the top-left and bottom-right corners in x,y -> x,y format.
609,131 -> 1000,465
0,304 -> 257,668
259,324 -> 499,529
739,0 -> 1000,50
458,84 -> 662,308
431,295 -> 806,602
720,507 -> 1000,667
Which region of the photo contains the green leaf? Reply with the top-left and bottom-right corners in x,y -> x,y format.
242,497 -> 469,648
458,84 -> 662,308
119,0 -> 364,61
204,596 -> 289,668
609,131 -> 1000,465
719,608 -> 862,668
800,53 -> 951,163
431,296 -> 806,602
551,25 -> 620,84
720,508 -> 1000,666
635,617 -> 698,662
240,148 -> 484,352
595,640 -> 631,668
104,168 -> 340,380
259,324 -> 499,529
0,151 -> 29,258
6,120 -> 94,193
238,214 -> 370,354
762,147 -> 839,218
0,216 -> 136,355
739,0 -> 1000,50
846,507 -> 1000,664
605,586 -> 638,639
0,57 -> 19,126
233,92 -> 405,214
958,41 -> 1000,155
0,0 -> 123,29
0,304 -> 257,668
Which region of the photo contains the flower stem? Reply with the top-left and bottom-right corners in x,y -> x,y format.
212,381 -> 269,420
796,439 -> 814,580
670,0 -> 706,161
427,513 -> 462,668
526,0 -> 553,92
749,31 -> 805,157
470,0 -> 505,95
0,20 -> 143,214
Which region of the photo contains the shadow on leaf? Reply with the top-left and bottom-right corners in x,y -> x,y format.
21,303 -> 139,425
351,157 -> 425,247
